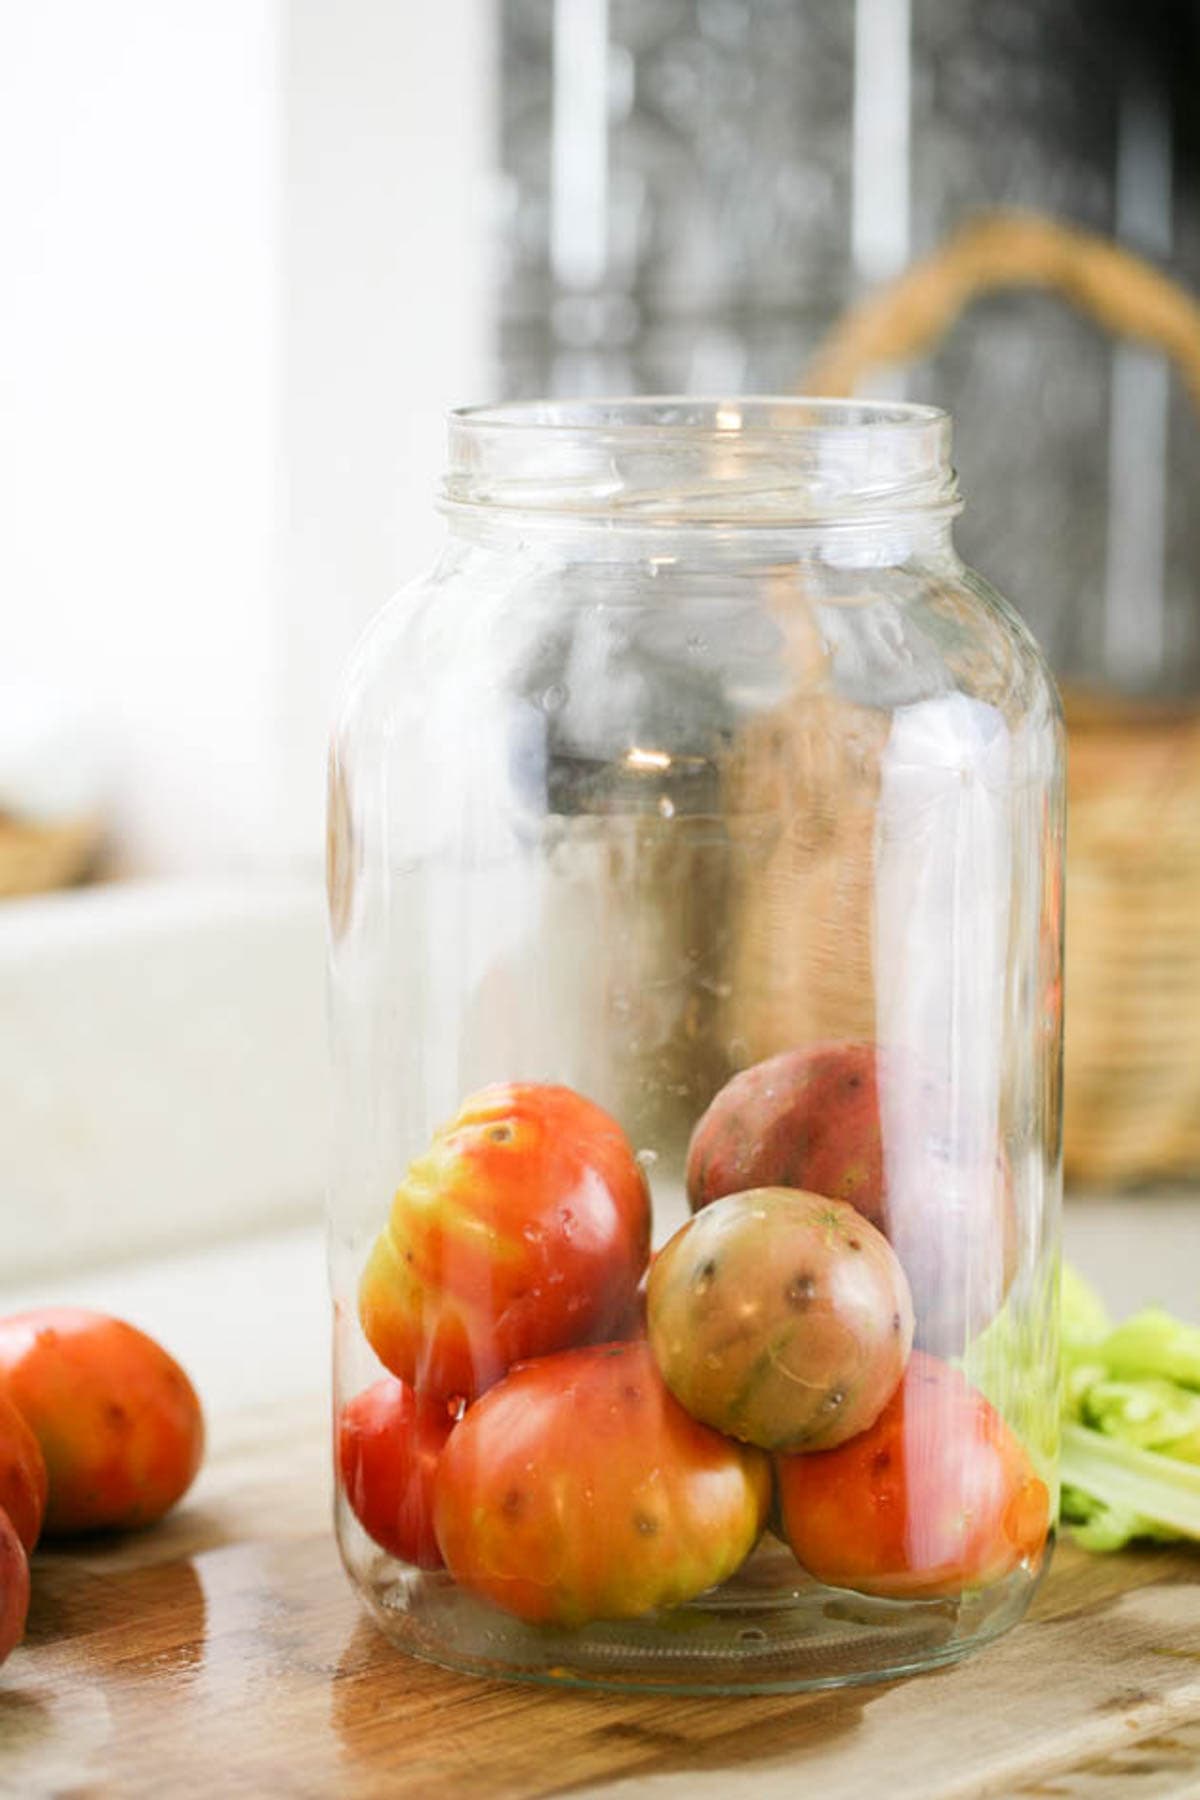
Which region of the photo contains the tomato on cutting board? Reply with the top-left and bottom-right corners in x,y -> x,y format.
0,1390 -> 48,1553
0,1507 -> 29,1667
0,1310 -> 204,1535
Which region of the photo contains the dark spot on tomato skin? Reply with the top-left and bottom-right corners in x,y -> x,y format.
786,1273 -> 817,1309
486,1124 -> 514,1144
692,1259 -> 717,1294
872,1450 -> 892,1474
847,1238 -> 862,1252
105,1402 -> 131,1432
501,1488 -> 524,1517
633,1512 -> 659,1536
622,1384 -> 642,1404
892,1313 -> 902,1332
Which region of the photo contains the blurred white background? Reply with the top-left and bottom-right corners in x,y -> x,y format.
1,0 -> 495,874
1,2 -> 496,1275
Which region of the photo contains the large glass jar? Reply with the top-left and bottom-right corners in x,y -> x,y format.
327,398 -> 1064,1693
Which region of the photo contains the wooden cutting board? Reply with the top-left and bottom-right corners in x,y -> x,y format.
2,1392 -> 1199,1800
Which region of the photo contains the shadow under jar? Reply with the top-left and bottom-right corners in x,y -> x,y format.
327,397 -> 1064,1694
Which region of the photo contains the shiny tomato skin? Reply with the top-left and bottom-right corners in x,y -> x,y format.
775,1352 -> 1050,1599
0,1310 -> 204,1535
0,1391 -> 48,1553
338,1378 -> 456,1568
359,1084 -> 651,1402
0,1507 -> 29,1666
433,1340 -> 770,1627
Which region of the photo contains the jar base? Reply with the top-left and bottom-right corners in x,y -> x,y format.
348,1533 -> 1052,1696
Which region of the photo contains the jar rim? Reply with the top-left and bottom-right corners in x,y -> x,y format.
444,396 -> 959,527
451,396 -> 950,438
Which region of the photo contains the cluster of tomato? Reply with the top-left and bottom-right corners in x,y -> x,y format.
0,1311 -> 204,1666
342,1053 -> 1050,1630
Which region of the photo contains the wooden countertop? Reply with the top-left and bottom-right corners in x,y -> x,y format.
3,1402 -> 1200,1798
2,1210 -> 1200,1798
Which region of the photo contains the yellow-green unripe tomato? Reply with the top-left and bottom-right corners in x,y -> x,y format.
647,1188 -> 914,1453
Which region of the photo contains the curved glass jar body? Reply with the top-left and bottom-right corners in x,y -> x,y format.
328,399 -> 1064,1694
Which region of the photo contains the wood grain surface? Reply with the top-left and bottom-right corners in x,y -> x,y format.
2,1393 -> 1198,1800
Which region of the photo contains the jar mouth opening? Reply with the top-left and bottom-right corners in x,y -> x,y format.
444,395 -> 959,527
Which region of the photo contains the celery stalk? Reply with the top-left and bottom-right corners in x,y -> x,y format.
1061,1422 -> 1200,1540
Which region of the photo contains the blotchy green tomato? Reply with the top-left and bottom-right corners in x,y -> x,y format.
433,1340 -> 770,1627
647,1188 -> 913,1452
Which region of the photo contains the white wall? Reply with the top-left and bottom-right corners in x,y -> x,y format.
279,0 -> 496,860
0,1 -> 283,872
0,1 -> 495,875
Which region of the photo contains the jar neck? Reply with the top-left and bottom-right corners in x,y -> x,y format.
441,398 -> 961,541
440,506 -> 960,572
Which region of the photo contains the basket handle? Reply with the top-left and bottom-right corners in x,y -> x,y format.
804,210 -> 1200,412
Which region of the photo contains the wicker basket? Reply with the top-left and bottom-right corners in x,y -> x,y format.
806,212 -> 1200,1186
0,812 -> 102,899
1060,693 -> 1200,1184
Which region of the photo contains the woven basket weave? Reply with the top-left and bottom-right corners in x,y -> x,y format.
806,212 -> 1200,1186
1060,694 -> 1200,1184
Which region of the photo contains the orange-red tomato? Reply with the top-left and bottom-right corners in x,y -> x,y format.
338,1378 -> 456,1568
0,1506 -> 30,1666
0,1310 -> 204,1535
0,1391 -> 48,1553
775,1352 -> 1050,1599
433,1340 -> 770,1627
359,1083 -> 651,1402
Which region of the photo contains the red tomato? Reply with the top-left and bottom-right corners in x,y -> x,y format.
0,1310 -> 204,1535
0,1506 -> 30,1666
686,1042 -> 1017,1357
0,1390 -> 48,1553
338,1378 -> 456,1568
359,1084 -> 651,1402
775,1352 -> 1050,1600
433,1340 -> 770,1627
